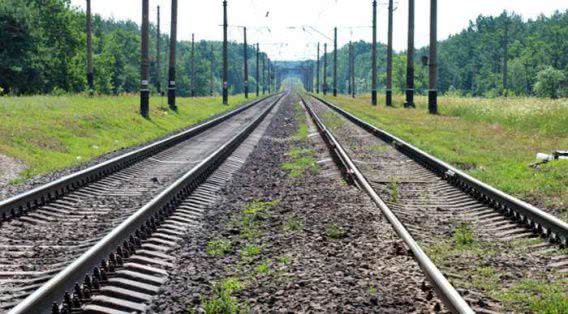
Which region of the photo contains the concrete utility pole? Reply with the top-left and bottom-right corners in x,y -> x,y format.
503,14 -> 509,97
371,0 -> 377,105
256,43 -> 260,96
191,33 -> 195,97
222,0 -> 228,104
262,57 -> 267,94
167,0 -> 178,110
268,60 -> 271,93
210,44 -> 214,96
323,43 -> 328,95
348,42 -> 352,95
428,0 -> 438,114
243,27 -> 249,98
405,0 -> 415,108
386,0 -> 393,106
352,47 -> 356,98
156,5 -> 161,95
333,27 -> 338,97
140,0 -> 150,118
86,0 -> 94,95
316,43 -> 320,93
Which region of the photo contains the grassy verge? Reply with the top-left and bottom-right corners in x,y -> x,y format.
0,94 -> 256,181
322,94 -> 568,218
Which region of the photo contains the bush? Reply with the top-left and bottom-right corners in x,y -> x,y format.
534,66 -> 566,99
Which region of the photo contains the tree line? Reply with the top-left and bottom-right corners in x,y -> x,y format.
0,1 -> 566,98
317,10 -> 568,98
0,0 -> 268,96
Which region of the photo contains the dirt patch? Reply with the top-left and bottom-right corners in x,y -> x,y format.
0,154 -> 26,189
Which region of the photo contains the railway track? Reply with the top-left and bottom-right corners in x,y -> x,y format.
302,95 -> 568,313
1,93 -> 284,313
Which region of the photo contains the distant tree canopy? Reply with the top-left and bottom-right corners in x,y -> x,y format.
0,0 -> 267,96
317,10 -> 568,98
0,1 -> 566,98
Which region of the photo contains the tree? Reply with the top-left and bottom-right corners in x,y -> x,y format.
534,66 -> 565,98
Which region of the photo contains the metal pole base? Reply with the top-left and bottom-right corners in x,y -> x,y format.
428,90 -> 438,114
222,88 -> 228,105
371,90 -> 377,106
141,90 -> 150,118
386,90 -> 392,106
404,89 -> 415,108
168,88 -> 177,111
333,89 -> 337,97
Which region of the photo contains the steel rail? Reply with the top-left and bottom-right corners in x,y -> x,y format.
301,95 -> 474,314
311,95 -> 568,247
8,92 -> 285,314
0,95 -> 273,222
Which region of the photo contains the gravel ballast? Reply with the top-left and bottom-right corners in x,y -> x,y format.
149,94 -> 442,313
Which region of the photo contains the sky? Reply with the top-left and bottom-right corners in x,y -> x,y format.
71,0 -> 567,61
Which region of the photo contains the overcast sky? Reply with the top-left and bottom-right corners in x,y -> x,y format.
71,0 -> 567,61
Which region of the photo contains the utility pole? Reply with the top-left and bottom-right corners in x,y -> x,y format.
316,43 -> 320,93
371,0 -> 377,105
191,33 -> 195,97
405,0 -> 415,108
256,43 -> 260,96
503,14 -> 509,97
268,60 -> 272,93
140,0 -> 150,118
352,47 -> 356,98
86,0 -> 94,95
156,5 -> 161,95
428,0 -> 438,114
167,0 -> 178,111
243,27 -> 249,98
333,27 -> 338,97
386,0 -> 393,106
222,0 -> 228,104
210,44 -> 214,96
348,42 -> 352,95
323,43 -> 327,95
262,57 -> 266,95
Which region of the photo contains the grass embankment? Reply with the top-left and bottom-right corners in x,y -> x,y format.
0,94 -> 256,182
322,94 -> 568,220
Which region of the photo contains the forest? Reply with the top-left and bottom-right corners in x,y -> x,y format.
0,0 -> 566,98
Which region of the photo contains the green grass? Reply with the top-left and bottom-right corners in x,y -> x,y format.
0,94 -> 256,181
206,239 -> 232,257
281,148 -> 319,178
324,224 -> 348,239
240,244 -> 261,260
389,177 -> 400,203
322,94 -> 568,216
293,101 -> 309,140
284,215 -> 303,232
198,278 -> 246,314
454,222 -> 475,247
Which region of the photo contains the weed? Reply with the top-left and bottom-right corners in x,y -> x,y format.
277,255 -> 291,265
284,216 -> 303,232
282,148 -> 319,178
255,262 -> 270,274
243,200 -> 278,216
454,223 -> 475,246
369,144 -> 387,153
206,239 -> 232,257
325,224 -> 347,239
367,287 -> 378,295
293,102 -> 309,140
497,279 -> 568,313
198,278 -> 245,314
240,244 -> 261,260
389,177 -> 400,203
